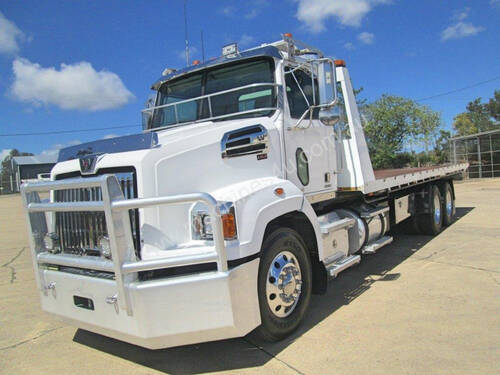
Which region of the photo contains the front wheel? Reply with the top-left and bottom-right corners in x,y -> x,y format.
255,228 -> 312,342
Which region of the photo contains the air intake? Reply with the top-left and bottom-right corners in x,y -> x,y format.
221,124 -> 268,158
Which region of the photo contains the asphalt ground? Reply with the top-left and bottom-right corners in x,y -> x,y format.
1,178 -> 499,374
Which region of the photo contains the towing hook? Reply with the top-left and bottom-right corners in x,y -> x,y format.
44,281 -> 56,297
106,294 -> 119,314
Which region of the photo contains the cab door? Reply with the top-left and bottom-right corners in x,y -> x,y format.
282,66 -> 337,194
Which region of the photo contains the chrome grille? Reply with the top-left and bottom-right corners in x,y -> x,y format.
54,171 -> 140,256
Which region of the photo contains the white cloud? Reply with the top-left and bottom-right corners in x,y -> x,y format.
238,34 -> 256,47
0,149 -> 12,162
344,42 -> 355,50
358,31 -> 374,44
41,140 -> 81,156
10,58 -> 134,111
294,0 -> 391,33
452,8 -> 469,22
0,11 -> 26,55
441,9 -> 484,41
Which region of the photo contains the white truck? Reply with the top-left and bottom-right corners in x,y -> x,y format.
22,35 -> 467,349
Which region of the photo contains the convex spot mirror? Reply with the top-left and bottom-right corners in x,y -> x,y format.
319,106 -> 341,126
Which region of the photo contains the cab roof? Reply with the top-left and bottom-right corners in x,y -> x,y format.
151,45 -> 282,90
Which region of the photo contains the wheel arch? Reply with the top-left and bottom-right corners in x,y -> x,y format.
262,210 -> 327,295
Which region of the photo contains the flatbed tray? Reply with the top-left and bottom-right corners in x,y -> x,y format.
362,163 -> 468,194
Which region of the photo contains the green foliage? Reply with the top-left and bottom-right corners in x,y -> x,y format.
487,90 -> 500,122
453,92 -> 500,136
363,95 -> 441,169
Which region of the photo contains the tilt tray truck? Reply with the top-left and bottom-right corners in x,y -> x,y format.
22,34 -> 467,349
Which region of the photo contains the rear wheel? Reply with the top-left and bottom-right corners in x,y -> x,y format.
255,228 -> 312,342
442,182 -> 455,226
416,184 -> 443,235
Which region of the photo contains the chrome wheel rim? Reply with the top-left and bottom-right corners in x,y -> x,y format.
434,193 -> 441,224
266,251 -> 302,318
446,190 -> 453,217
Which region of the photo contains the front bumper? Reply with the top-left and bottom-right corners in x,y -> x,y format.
40,259 -> 260,349
21,175 -> 261,349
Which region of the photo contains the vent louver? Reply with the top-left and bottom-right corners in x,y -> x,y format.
221,124 -> 268,158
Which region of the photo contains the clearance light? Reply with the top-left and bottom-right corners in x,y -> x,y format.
283,32 -> 293,38
192,60 -> 201,65
335,59 -> 346,67
274,187 -> 285,196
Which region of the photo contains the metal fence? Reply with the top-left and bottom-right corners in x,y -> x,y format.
450,129 -> 500,178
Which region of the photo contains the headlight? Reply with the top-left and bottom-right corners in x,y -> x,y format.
43,232 -> 60,253
191,203 -> 237,241
98,236 -> 112,259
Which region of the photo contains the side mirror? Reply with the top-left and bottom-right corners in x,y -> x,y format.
317,59 -> 336,106
319,106 -> 341,126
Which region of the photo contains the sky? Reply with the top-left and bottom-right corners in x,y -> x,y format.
0,0 -> 499,159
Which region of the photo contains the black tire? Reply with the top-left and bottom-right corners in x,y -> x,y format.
441,182 -> 455,226
255,228 -> 312,342
417,184 -> 443,235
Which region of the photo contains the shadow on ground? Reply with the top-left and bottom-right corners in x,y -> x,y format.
73,207 -> 474,374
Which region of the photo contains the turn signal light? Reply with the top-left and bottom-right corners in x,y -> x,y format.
222,213 -> 237,240
334,59 -> 346,67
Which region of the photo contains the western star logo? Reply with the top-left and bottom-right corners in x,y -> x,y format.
79,155 -> 97,174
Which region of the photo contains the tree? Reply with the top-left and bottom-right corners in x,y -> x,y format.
363,95 -> 441,169
0,149 -> 33,194
433,129 -> 452,164
487,90 -> 500,122
453,92 -> 500,136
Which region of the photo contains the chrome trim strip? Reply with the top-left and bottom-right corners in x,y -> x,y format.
220,124 -> 269,159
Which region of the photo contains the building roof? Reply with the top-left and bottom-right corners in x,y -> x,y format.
12,154 -> 58,165
449,127 -> 500,141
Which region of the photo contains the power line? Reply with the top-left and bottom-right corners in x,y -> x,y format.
0,124 -> 140,137
416,75 -> 500,102
1,76 -> 498,137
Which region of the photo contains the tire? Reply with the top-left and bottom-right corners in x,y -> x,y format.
416,184 -> 443,235
441,182 -> 455,226
255,228 -> 312,342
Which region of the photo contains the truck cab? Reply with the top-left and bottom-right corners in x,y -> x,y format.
21,35 -> 467,349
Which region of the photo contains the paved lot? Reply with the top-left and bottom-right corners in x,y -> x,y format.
1,179 -> 499,374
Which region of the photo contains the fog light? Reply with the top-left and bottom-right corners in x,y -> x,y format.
98,236 -> 112,259
43,232 -> 60,253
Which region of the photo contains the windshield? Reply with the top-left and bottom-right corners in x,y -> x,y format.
144,58 -> 276,130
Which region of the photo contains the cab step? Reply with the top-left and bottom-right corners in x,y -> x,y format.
361,236 -> 393,254
325,255 -> 361,278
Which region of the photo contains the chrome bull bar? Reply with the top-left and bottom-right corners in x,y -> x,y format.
21,174 -> 228,316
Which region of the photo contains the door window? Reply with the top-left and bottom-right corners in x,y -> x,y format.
285,68 -> 319,119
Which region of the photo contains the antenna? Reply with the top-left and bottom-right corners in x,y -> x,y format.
201,30 -> 205,63
184,0 -> 189,66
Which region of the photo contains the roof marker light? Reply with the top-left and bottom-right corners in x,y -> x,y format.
334,59 -> 346,67
283,32 -> 293,38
